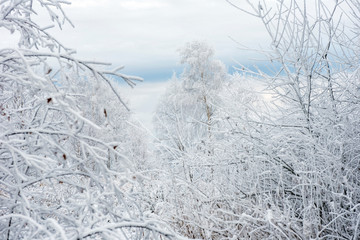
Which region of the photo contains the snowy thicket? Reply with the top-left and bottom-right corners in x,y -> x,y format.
1,0 -> 360,239
0,1 -> 176,239
152,0 -> 360,239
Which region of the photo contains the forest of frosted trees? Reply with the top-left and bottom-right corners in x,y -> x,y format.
0,0 -> 359,239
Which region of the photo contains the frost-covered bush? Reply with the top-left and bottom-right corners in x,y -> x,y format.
151,1 -> 360,239
221,0 -> 360,238
0,1 -> 176,239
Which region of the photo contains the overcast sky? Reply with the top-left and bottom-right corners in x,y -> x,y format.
0,0 -> 352,130
47,0 -> 269,80
38,0 -> 268,130
1,0 -> 270,131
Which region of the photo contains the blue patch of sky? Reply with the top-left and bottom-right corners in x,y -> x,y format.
116,66 -> 181,85
115,60 -> 284,86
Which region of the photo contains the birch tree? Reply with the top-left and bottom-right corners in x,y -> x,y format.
154,41 -> 226,167
153,41 -> 231,238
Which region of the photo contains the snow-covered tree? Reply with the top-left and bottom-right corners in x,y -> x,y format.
223,0 -> 360,238
153,42 -> 264,238
152,42 -> 229,238
0,1 -> 177,239
178,41 -> 227,144
154,41 -> 227,164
